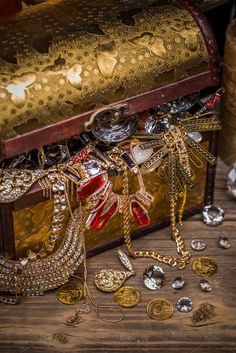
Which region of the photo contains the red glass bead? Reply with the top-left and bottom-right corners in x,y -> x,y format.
91,201 -> 118,230
131,201 -> 151,226
77,175 -> 104,201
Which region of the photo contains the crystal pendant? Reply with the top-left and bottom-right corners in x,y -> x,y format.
143,265 -> 165,290
199,279 -> 212,292
172,276 -> 186,290
202,205 -> 224,226
191,240 -> 206,251
188,132 -> 202,143
227,162 -> 236,198
176,297 -> 193,313
77,175 -> 105,201
91,200 -> 118,230
131,200 -> 151,226
145,114 -> 171,134
218,236 -> 231,249
132,145 -> 153,165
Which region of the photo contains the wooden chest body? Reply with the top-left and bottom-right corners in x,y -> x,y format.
0,0 -> 220,259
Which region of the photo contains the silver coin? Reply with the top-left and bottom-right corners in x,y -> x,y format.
191,239 -> 206,251
143,265 -> 165,290
199,279 -> 212,292
202,205 -> 224,226
176,297 -> 193,313
219,236 -> 231,249
172,276 -> 186,290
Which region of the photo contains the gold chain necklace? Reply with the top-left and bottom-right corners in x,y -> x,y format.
121,163 -> 191,269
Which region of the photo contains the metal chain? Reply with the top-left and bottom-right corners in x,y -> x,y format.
121,165 -> 191,269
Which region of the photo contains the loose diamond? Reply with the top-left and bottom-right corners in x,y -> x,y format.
199,279 -> 212,292
219,236 -> 231,249
176,297 -> 193,313
202,205 -> 224,226
191,240 -> 206,251
143,265 -> 165,290
172,276 -> 186,290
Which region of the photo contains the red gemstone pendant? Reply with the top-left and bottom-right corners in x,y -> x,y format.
90,199 -> 118,230
131,200 -> 151,226
77,174 -> 105,201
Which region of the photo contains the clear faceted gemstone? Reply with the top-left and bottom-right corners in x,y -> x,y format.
191,239 -> 206,251
132,145 -> 153,165
219,236 -> 231,249
145,114 -> 171,134
227,162 -> 236,198
176,297 -> 193,313
172,276 -> 186,290
143,265 -> 165,290
84,160 -> 102,176
199,279 -> 212,292
202,205 -> 224,226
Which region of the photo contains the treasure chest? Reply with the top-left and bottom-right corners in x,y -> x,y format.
0,0 -> 221,261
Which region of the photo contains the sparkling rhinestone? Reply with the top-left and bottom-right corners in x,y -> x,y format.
143,265 -> 165,290
188,132 -> 202,143
199,279 -> 212,292
145,114 -> 171,134
132,145 -> 153,165
219,236 -> 231,249
172,276 -> 186,290
176,297 -> 193,313
202,205 -> 224,226
227,162 -> 236,198
20,259 -> 28,266
191,239 -> 206,251
84,160 -> 102,176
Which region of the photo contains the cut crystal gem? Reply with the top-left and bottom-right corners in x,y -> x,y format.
131,201 -> 151,226
202,205 -> 224,226
191,240 -> 206,251
176,297 -> 193,313
188,132 -> 202,143
219,236 -> 231,249
172,276 -> 186,290
77,175 -> 105,201
199,279 -> 212,292
143,265 -> 165,290
145,114 -> 171,134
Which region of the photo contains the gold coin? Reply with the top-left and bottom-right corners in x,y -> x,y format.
146,299 -> 174,321
192,257 -> 217,278
114,286 -> 141,308
57,284 -> 83,305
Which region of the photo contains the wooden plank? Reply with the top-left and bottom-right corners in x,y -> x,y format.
0,158 -> 236,352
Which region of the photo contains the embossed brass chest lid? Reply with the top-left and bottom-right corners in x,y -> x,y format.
0,0 -> 214,156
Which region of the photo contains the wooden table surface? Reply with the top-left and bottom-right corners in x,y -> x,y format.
0,158 -> 236,353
